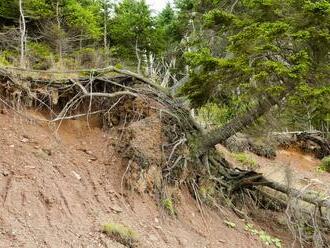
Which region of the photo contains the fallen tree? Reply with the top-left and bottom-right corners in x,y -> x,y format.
0,67 -> 329,245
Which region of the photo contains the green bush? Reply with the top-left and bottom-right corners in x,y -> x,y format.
319,156 -> 330,172
0,50 -> 17,66
102,222 -> 138,248
73,47 -> 97,67
0,54 -> 10,66
27,42 -> 53,70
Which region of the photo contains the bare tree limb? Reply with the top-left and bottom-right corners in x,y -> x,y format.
71,79 -> 138,98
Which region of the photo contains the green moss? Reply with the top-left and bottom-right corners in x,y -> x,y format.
102,222 -> 138,248
115,63 -> 123,69
319,156 -> 330,172
233,152 -> 258,169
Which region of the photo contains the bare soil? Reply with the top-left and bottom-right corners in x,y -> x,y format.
217,145 -> 330,195
0,109 -> 267,248
217,144 -> 330,248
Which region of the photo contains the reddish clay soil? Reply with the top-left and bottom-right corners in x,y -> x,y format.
0,109 -> 267,248
217,145 -> 330,195
217,145 -> 330,247
257,149 -> 329,194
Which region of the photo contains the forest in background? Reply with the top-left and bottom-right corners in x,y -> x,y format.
0,1 -> 329,247
0,0 -> 329,135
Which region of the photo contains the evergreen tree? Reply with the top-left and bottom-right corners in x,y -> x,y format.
110,0 -> 154,72
180,0 -> 329,144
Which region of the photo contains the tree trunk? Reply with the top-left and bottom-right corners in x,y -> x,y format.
56,1 -> 63,64
103,1 -> 108,50
135,38 -> 141,74
196,93 -> 282,155
19,0 -> 26,68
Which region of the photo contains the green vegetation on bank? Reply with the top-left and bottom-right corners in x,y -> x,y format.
0,0 -> 329,134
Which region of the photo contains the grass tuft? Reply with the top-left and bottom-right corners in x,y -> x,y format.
318,156 -> 330,172
233,152 -> 258,169
162,197 -> 176,216
102,222 -> 138,247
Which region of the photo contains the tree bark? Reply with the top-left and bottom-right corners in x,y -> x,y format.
135,38 -> 141,74
103,1 -> 108,50
196,93 -> 283,155
19,0 -> 26,68
56,1 -> 63,64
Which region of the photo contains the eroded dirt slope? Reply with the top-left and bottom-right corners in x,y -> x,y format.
0,110 -> 265,248
217,145 -> 330,195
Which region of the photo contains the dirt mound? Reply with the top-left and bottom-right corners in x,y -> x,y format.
0,109 -> 267,248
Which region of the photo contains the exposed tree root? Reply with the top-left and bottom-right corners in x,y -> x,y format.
0,67 -> 329,246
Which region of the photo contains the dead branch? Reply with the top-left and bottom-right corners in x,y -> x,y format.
3,65 -> 166,92
71,79 -> 138,98
264,180 -> 330,208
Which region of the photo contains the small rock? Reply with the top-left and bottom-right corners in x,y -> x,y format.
9,144 -> 14,148
178,238 -> 188,246
110,205 -> 123,213
149,234 -> 158,242
154,218 -> 159,223
42,148 -> 52,156
72,171 -> 82,180
154,225 -> 162,230
24,166 -> 36,169
2,170 -> 10,176
21,138 -> 29,143
86,150 -> 93,155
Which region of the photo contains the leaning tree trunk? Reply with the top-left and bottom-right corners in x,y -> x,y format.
195,92 -> 287,156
